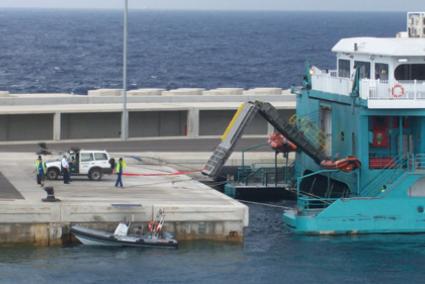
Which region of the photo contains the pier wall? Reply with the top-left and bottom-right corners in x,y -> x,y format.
0,202 -> 247,245
199,111 -> 267,136
129,111 -> 187,137
0,88 -> 295,143
61,112 -> 121,139
0,114 -> 53,141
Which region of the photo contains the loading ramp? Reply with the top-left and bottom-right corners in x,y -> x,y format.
202,101 -> 330,178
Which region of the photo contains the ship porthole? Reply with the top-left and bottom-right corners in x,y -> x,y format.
417,206 -> 424,213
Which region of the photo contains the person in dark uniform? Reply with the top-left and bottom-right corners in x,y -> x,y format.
61,155 -> 70,184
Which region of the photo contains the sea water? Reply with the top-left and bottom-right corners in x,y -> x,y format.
1,203 -> 425,283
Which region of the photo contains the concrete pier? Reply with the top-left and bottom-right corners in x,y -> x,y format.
0,152 -> 253,246
0,87 -> 295,245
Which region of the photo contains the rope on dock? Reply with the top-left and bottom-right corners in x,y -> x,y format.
236,199 -> 293,210
126,155 -> 201,172
123,170 -> 200,177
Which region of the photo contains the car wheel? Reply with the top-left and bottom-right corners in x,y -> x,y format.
89,168 -> 102,181
47,168 -> 59,180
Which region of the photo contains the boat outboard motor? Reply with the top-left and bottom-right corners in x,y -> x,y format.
114,223 -> 129,236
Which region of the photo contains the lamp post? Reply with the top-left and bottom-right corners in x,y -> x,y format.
121,0 -> 129,140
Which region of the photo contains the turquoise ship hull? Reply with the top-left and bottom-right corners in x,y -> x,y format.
284,166 -> 425,234
284,197 -> 425,235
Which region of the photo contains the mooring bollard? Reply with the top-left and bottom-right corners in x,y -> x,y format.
42,186 -> 60,202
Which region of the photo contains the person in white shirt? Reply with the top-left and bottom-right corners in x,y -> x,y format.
61,155 -> 70,184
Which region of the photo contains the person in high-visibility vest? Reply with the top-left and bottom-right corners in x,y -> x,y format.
34,155 -> 46,186
115,157 -> 127,188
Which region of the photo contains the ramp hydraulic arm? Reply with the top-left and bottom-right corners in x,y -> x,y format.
253,101 -> 329,164
202,101 -> 360,178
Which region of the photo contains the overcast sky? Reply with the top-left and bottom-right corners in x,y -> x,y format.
0,0 -> 422,11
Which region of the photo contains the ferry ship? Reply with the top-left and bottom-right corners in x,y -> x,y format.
204,12 -> 425,234
283,12 -> 425,234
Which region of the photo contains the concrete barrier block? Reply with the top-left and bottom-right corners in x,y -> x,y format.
88,89 -> 124,97
163,88 -> 205,96
244,87 -> 283,95
203,88 -> 244,96
127,88 -> 165,96
282,89 -> 292,96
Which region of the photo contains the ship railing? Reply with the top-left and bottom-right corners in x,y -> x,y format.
369,153 -> 425,197
410,153 -> 425,171
361,79 -> 425,100
312,70 -> 425,101
237,142 -> 295,186
238,143 -> 268,182
237,165 -> 294,187
298,195 -> 340,210
311,72 -> 353,96
361,155 -> 406,197
362,153 -> 425,197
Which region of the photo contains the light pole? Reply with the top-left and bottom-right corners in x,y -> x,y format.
121,0 -> 129,140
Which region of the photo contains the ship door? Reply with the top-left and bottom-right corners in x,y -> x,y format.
403,117 -> 414,158
395,117 -> 413,158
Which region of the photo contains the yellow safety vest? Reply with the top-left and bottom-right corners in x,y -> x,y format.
35,160 -> 46,174
115,160 -> 127,173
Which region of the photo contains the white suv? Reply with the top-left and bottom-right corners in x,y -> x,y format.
45,149 -> 114,181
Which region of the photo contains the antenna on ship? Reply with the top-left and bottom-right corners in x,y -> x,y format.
397,12 -> 425,38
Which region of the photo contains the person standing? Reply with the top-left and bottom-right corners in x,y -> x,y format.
115,157 -> 126,188
34,155 -> 46,186
61,155 -> 70,184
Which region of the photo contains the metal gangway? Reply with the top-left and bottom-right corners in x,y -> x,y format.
202,101 -> 330,178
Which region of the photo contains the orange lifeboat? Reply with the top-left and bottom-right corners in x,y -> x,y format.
320,156 -> 361,173
268,132 -> 297,153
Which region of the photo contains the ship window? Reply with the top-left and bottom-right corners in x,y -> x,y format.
375,63 -> 389,80
395,64 -> 425,81
338,59 -> 350,78
354,61 -> 371,79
